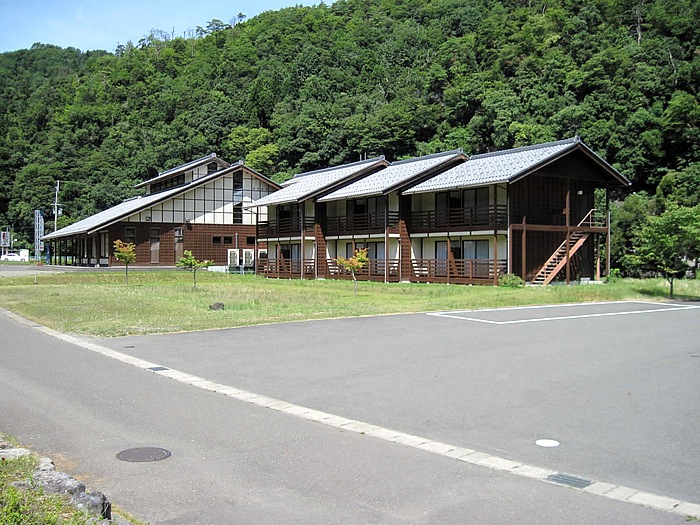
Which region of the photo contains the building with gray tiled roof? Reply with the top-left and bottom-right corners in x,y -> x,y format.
253,137 -> 629,286
42,156 -> 280,267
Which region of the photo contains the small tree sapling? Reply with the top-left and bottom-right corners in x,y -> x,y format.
113,239 -> 136,284
176,250 -> 213,290
335,247 -> 369,296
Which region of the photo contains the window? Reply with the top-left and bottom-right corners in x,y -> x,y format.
124,226 -> 136,244
246,236 -> 255,245
346,242 -> 384,259
233,171 -> 243,190
223,236 -> 233,244
150,174 -> 185,194
207,162 -> 218,174
279,243 -> 300,259
464,240 -> 489,260
233,203 -> 243,224
174,228 -> 184,243
464,187 -> 489,208
150,228 -> 161,264
232,177 -> 244,225
99,232 -> 109,258
213,236 -> 222,244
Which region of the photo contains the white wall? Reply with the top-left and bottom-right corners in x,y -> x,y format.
127,170 -> 275,226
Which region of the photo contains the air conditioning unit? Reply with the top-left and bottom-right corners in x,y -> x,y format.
227,248 -> 240,267
242,249 -> 255,267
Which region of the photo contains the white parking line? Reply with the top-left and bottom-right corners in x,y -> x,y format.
427,301 -> 699,324
3,306 -> 699,520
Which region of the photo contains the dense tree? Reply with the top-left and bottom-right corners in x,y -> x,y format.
0,0 -> 697,254
626,205 -> 700,298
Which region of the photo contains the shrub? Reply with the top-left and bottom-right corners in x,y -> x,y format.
605,268 -> 622,283
498,273 -> 525,287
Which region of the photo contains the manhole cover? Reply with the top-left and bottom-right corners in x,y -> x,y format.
116,447 -> 171,463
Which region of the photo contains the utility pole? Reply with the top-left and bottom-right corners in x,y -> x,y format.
53,181 -> 61,231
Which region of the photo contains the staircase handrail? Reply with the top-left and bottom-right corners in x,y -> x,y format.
578,208 -> 606,228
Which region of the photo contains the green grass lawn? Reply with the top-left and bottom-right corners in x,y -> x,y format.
0,270 -> 697,337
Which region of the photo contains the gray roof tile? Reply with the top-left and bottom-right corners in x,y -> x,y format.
318,150 -> 464,202
246,157 -> 386,208
134,153 -> 229,188
42,189 -> 174,240
404,138 -> 580,194
43,162 -> 275,241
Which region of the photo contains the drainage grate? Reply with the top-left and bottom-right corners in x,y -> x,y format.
116,447 -> 171,463
546,472 -> 593,489
147,366 -> 169,372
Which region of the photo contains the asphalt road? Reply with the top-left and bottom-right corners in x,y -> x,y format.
1,299 -> 698,524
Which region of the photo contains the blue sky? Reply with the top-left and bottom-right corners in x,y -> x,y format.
0,0 -> 321,53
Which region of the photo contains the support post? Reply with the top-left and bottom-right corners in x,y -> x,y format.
384,195 -> 389,283
565,180 -> 571,285
493,185 -> 498,284
300,206 -> 305,280
521,216 -> 527,280
606,189 -> 611,278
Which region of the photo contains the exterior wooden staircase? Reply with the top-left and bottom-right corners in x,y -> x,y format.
314,223 -> 327,278
530,232 -> 590,285
530,209 -> 603,286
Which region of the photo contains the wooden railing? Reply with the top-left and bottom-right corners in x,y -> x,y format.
324,212 -> 400,235
326,258 -> 400,280
256,258 -> 315,277
257,217 -> 316,238
409,205 -> 507,232
258,257 -> 506,284
577,208 -> 607,228
411,258 -> 507,282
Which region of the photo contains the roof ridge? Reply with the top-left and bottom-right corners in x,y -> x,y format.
469,137 -> 578,160
391,149 -> 463,166
292,156 -> 386,179
158,153 -> 218,177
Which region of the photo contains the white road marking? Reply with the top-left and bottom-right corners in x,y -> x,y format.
428,301 -> 699,324
2,306 -> 699,520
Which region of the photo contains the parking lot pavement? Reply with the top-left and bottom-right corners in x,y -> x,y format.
100,301 -> 700,506
3,301 -> 699,523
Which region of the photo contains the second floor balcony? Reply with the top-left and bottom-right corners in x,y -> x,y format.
409,204 -> 508,233
323,212 -> 400,236
257,217 -> 316,238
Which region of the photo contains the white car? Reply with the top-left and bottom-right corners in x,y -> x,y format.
0,252 -> 27,262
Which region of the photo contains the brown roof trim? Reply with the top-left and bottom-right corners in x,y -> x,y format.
508,142 -> 630,187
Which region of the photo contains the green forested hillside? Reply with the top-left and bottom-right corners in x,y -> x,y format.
0,0 -> 698,265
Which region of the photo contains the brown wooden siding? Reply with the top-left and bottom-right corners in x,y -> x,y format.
109,223 -> 257,266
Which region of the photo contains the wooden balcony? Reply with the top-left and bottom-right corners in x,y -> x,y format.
256,258 -> 316,278
323,212 -> 400,236
325,258 -> 400,281
411,258 -> 507,284
409,205 -> 507,232
258,257 -> 506,285
257,217 -> 316,238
